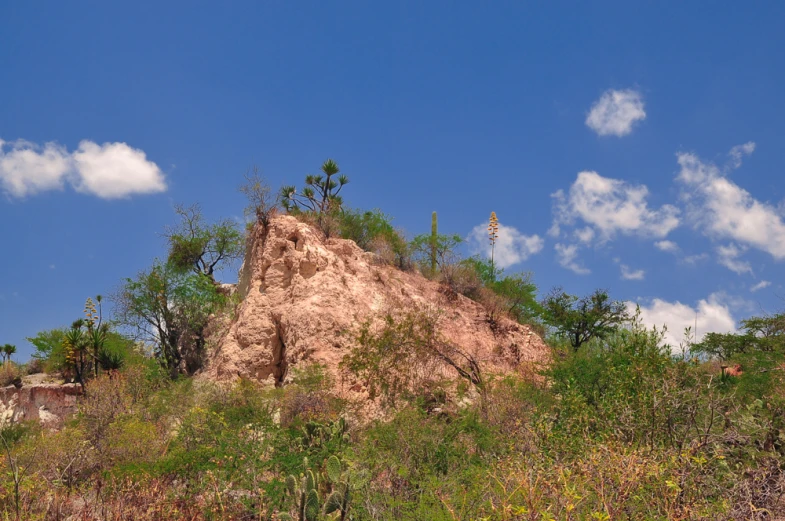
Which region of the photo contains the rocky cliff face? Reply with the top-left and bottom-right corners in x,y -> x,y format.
205,216 -> 548,389
0,383 -> 82,428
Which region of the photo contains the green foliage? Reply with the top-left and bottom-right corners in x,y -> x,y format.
280,159 -> 349,216
691,312 -> 785,360
342,308 -> 443,406
343,307 -> 484,406
164,203 -> 244,282
462,257 -> 543,326
115,260 -> 226,377
281,458 -> 322,521
542,288 -> 629,350
0,344 -> 16,369
27,328 -> 67,370
410,232 -> 462,280
337,208 -> 410,268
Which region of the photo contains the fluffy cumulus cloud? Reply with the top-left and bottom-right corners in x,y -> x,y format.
0,138 -> 166,199
677,145 -> 785,260
585,89 -> 646,137
750,280 -> 771,292
629,293 -> 736,350
554,243 -> 590,274
551,171 -> 680,240
0,139 -> 71,197
467,221 -> 544,269
620,264 -> 645,280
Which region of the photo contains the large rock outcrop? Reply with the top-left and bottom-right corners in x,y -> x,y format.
0,383 -> 82,428
205,216 -> 548,389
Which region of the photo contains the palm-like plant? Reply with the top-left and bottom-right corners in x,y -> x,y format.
63,319 -> 88,388
280,159 -> 349,215
1,344 -> 16,366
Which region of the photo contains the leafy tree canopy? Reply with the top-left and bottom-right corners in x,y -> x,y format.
542,288 -> 629,350
164,204 -> 244,282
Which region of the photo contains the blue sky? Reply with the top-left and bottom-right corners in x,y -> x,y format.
2,2 -> 785,358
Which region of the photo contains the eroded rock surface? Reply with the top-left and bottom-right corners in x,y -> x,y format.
205,216 -> 548,388
0,384 -> 81,428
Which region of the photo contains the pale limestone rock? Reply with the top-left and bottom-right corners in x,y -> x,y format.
204,216 -> 549,390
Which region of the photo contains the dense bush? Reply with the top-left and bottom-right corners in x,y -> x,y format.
337,208 -> 412,269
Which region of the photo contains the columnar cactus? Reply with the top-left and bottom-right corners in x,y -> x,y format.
430,211 -> 438,274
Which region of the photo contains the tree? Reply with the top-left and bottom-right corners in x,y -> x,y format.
280,159 -> 349,216
691,312 -> 785,361
239,166 -> 277,227
163,204 -> 244,283
1,344 -> 16,367
114,261 -> 225,377
542,288 -> 629,350
27,329 -> 66,364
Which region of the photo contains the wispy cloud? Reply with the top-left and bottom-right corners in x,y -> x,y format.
0,138 -> 167,199
620,264 -> 645,280
654,240 -> 679,253
555,243 -> 590,274
750,280 -> 771,292
716,243 -> 753,275
585,89 -> 646,137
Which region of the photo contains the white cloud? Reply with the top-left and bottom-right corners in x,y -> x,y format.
0,139 -> 71,197
72,141 -> 166,199
0,138 -> 166,199
574,227 -> 595,244
467,221 -> 544,269
654,240 -> 679,253
683,253 -> 709,265
551,171 -> 680,241
729,141 -> 756,168
620,264 -> 645,280
585,89 -> 646,137
677,146 -> 785,260
750,280 -> 771,292
555,243 -> 590,274
716,243 -> 753,275
630,292 -> 736,350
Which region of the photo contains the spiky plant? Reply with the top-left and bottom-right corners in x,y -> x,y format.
63,320 -> 88,388
323,455 -> 352,521
84,296 -> 107,378
280,457 -> 322,521
280,159 -> 349,216
1,344 -> 16,367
